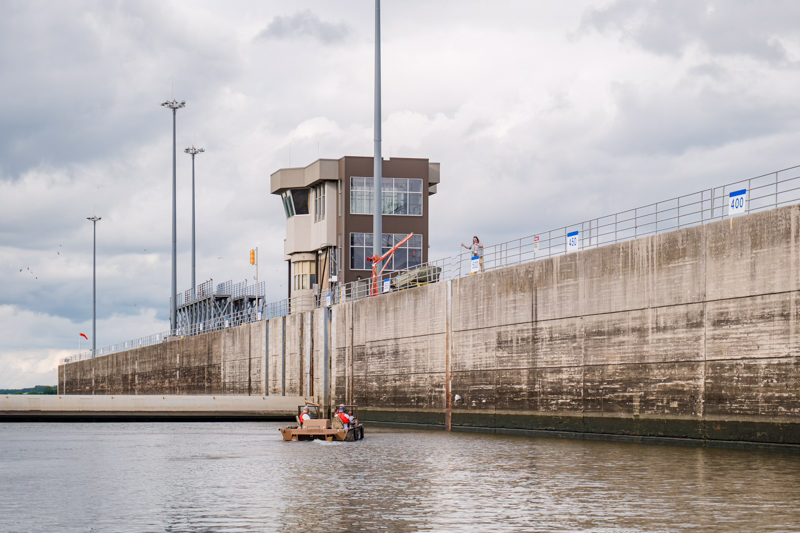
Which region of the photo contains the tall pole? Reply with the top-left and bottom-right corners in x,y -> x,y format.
373,0 -> 383,278
87,216 -> 101,356
184,145 -> 204,299
255,247 -> 259,301
190,150 -> 194,295
162,99 -> 185,334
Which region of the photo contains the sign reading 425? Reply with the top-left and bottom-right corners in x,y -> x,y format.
729,189 -> 747,216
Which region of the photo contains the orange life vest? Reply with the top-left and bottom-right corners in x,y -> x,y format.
336,412 -> 350,425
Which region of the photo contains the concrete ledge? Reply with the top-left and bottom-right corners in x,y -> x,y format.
450,412 -> 800,445
0,395 -> 307,422
367,420 -> 800,453
361,410 -> 800,452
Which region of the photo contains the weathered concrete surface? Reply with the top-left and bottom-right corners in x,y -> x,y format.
60,321 -> 268,396
60,204 -> 800,446
343,204 -> 800,446
0,394 -> 304,421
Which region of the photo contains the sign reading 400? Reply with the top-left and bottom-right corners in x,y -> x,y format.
729,189 -> 747,216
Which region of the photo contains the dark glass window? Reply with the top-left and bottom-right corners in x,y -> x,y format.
351,246 -> 365,271
291,189 -> 309,215
396,249 -> 407,270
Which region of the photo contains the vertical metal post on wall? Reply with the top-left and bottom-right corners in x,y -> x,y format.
264,320 -> 269,396
445,280 -> 453,431
373,0 -> 383,277
323,305 -> 330,419
281,316 -> 286,396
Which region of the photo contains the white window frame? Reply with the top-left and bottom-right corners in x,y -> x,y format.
313,183 -> 326,222
349,177 -> 423,216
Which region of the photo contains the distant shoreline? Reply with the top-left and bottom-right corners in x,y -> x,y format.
0,385 -> 57,395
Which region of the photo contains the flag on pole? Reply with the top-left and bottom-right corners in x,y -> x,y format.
80,333 -> 88,340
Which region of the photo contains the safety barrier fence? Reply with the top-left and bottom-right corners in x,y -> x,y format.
62,164 -> 800,365
172,279 -> 266,307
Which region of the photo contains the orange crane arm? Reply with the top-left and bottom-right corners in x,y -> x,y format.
368,233 -> 414,293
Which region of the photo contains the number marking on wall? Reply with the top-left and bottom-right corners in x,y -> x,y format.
729,189 -> 747,216
567,231 -> 580,252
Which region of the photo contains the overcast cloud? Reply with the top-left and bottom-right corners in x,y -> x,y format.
2,0 -> 800,388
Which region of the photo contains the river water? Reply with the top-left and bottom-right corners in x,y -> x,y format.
1,422 -> 799,532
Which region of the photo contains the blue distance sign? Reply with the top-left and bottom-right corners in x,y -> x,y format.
567,230 -> 580,252
729,189 -> 747,216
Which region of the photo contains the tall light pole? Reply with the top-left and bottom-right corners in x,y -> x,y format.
87,216 -> 101,356
373,0 -> 383,277
161,99 -> 185,334
184,145 -> 204,298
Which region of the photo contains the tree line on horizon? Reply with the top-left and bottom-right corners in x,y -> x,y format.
0,385 -> 57,395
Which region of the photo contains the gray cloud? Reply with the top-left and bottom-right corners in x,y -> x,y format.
256,10 -> 352,44
600,79 -> 798,155
580,0 -> 800,63
0,1 -> 242,181
4,1 -> 800,388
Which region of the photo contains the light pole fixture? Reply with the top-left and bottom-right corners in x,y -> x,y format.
161,98 -> 185,334
184,145 -> 204,298
87,216 -> 101,356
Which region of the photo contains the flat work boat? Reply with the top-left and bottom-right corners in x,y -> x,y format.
280,403 -> 364,442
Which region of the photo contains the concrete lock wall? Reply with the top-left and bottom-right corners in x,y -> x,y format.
60,204 -> 800,446
61,321 -> 267,396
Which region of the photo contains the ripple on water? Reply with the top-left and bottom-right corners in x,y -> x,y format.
0,422 -> 799,532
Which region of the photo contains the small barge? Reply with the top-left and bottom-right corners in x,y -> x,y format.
280,403 -> 364,442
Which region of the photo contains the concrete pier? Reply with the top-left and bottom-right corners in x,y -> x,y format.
0,395 -> 305,421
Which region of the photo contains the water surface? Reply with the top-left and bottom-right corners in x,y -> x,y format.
1,422 -> 799,532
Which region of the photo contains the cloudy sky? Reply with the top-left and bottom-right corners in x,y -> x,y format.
3,0 -> 800,388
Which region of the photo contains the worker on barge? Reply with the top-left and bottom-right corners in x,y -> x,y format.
299,406 -> 311,427
335,405 -> 354,429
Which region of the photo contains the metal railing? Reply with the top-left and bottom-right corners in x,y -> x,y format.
61,164 -> 800,365
330,163 -> 800,301
61,331 -> 171,364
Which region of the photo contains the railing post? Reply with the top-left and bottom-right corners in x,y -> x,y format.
775,171 -> 779,209
655,202 -> 658,234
